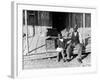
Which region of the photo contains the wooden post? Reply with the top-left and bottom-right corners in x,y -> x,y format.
25,10 -> 29,55
83,13 -> 85,45
38,11 -> 39,25
69,13 -> 70,28
73,13 -> 76,28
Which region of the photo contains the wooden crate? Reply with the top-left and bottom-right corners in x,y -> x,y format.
46,38 -> 56,50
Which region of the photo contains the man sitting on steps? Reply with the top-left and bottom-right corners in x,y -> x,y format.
66,25 -> 83,63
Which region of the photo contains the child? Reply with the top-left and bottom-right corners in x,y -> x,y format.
56,33 -> 66,62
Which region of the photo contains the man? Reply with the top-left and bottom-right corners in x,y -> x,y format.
66,25 -> 83,63
56,33 -> 66,62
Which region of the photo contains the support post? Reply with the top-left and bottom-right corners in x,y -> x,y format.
69,13 -> 71,28
25,10 -> 29,55
83,13 -> 85,45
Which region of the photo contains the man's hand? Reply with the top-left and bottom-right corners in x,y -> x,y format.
67,40 -> 71,44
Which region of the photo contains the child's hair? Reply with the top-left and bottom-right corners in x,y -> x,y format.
58,32 -> 62,39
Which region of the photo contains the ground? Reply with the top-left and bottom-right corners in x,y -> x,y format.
23,53 -> 91,69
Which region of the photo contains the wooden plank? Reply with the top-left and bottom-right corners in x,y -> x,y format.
24,51 -> 58,61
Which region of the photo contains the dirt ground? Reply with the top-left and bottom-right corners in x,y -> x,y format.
23,53 -> 91,69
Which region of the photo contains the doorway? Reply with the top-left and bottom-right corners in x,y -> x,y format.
52,12 -> 69,33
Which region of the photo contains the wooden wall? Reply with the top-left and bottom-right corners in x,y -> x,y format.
37,11 -> 52,26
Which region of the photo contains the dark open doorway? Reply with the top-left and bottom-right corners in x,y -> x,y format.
52,12 -> 69,33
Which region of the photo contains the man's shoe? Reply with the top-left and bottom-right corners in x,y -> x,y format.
66,59 -> 71,62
